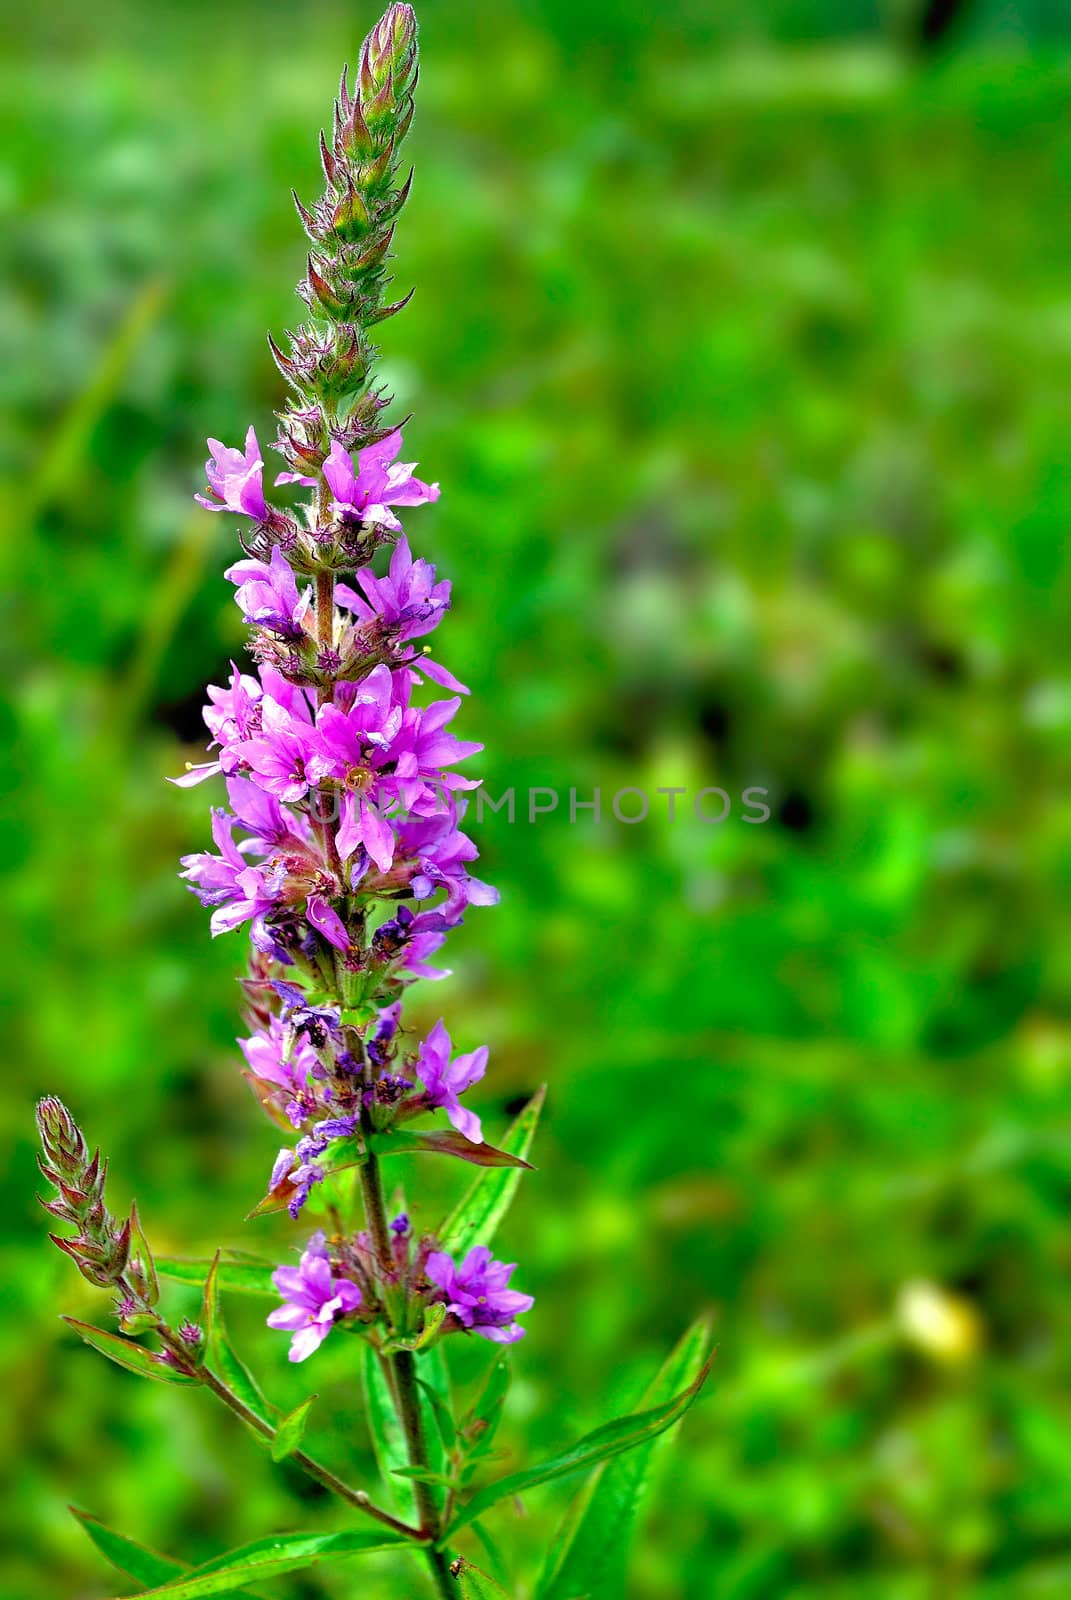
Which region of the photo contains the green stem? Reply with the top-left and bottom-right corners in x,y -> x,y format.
359,1141 -> 394,1268
392,1352 -> 456,1594
313,565 -> 343,875
316,567 -> 335,656
198,1364 -> 423,1542
359,1150 -> 456,1595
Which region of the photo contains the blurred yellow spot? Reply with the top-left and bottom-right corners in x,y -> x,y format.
896,1280 -> 981,1365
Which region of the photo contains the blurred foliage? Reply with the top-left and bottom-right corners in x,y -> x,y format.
4,0 -> 1071,1595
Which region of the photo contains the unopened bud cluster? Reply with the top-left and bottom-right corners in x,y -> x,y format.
36,1098 -> 132,1290
272,0 -> 419,535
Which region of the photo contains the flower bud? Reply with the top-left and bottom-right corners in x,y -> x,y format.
36,1098 -> 141,1294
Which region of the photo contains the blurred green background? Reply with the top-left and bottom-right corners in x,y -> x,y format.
5,0 -> 1071,1594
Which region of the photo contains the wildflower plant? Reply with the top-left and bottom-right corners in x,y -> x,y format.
36,8 -> 711,1596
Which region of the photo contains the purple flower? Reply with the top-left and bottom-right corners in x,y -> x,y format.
387,693 -> 482,813
169,666 -> 263,788
269,982 -> 342,1043
414,1019 -> 488,1144
267,1232 -> 362,1362
225,546 -> 311,637
395,799 -> 498,924
372,905 -> 451,981
235,697 -> 318,803
310,666 -> 402,774
321,432 -> 439,532
269,1112 -> 359,1219
180,810 -> 277,936
367,1001 -> 403,1069
196,426 -> 269,519
225,775 -> 300,852
238,1016 -> 320,1091
337,536 -> 450,641
425,1245 -> 533,1344
307,894 -> 349,952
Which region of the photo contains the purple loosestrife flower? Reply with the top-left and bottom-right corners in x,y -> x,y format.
269,982 -> 343,1045
372,905 -> 451,981
414,1019 -> 488,1143
225,775 -> 303,853
313,433 -> 439,531
307,894 -> 349,951
169,666 -> 262,788
395,799 -> 498,923
238,1015 -> 320,1092
366,1000 -> 402,1069
335,535 -> 467,694
426,1245 -> 533,1344
236,696 -> 318,804
336,536 -> 450,641
196,426 -> 269,519
307,665 -> 403,869
270,1114 -> 359,1218
385,682 -> 483,814
267,1232 -> 362,1362
180,810 -> 277,936
226,546 -> 311,637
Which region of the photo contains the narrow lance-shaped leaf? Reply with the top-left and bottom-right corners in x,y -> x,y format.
459,1353 -> 511,1479
418,1371 -> 457,1452
70,1509 -> 271,1600
100,1529 -> 410,1600
469,1521 -> 511,1592
62,1318 -> 198,1387
453,1557 -> 514,1599
392,1465 -> 455,1488
371,1129 -> 534,1170
71,1508 -> 187,1587
201,1255 -> 271,1420
536,1318 -> 712,1600
156,1258 -> 279,1298
438,1086 -> 545,1258
128,1199 -> 159,1304
418,1340 -> 452,1485
362,1344 -> 418,1522
443,1355 -> 713,1542
271,1394 -> 317,1462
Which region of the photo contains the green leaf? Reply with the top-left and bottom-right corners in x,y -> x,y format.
157,1258 -> 279,1297
418,1342 -> 452,1484
461,1355 -> 511,1471
383,1301 -> 446,1355
70,1510 -> 270,1599
470,1521 -> 510,1589
438,1088 -> 545,1258
129,1200 -> 159,1305
418,1374 -> 457,1452
71,1508 -> 187,1586
535,1318 -> 712,1600
271,1394 -> 317,1461
201,1257 -> 271,1420
62,1318 -> 198,1386
391,1465 -> 455,1488
101,1529 -> 409,1598
453,1557 -> 514,1599
200,1252 -> 223,1344
443,1353 -> 713,1542
371,1129 -> 534,1169
362,1345 -> 418,1523
416,1300 -> 447,1348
